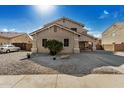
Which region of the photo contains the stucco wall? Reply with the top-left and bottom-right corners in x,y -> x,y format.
79,34 -> 97,45
102,23 -> 124,51
102,25 -> 124,45
33,26 -> 78,53
10,34 -> 32,44
103,44 -> 115,51
51,19 -> 86,34
0,37 -> 10,45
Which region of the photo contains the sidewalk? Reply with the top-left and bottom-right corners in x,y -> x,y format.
0,74 -> 124,88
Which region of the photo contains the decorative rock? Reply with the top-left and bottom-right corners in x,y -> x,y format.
60,55 -> 70,59
91,66 -> 124,74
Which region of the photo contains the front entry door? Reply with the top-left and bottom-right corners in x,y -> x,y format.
79,41 -> 85,51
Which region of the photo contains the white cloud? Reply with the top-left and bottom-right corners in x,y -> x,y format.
3,28 -> 8,32
94,33 -> 102,38
84,26 -> 92,31
99,10 -> 110,19
9,28 -> 16,31
104,10 -> 109,15
2,28 -> 16,32
99,14 -> 108,19
84,27 -> 101,38
88,31 -> 102,38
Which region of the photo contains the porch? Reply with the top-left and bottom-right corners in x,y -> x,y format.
79,41 -> 93,52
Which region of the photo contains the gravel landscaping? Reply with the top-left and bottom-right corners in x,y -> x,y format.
0,51 -> 124,76
0,52 -> 58,75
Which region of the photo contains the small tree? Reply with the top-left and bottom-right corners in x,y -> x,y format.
44,39 -> 63,55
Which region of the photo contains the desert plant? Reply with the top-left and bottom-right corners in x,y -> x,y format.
27,53 -> 31,59
44,39 -> 63,55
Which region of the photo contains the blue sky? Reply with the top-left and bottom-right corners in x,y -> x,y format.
0,5 -> 124,38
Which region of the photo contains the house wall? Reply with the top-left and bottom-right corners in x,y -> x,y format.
32,26 -> 79,53
102,25 -> 124,44
103,44 -> 115,51
102,24 -> 124,51
10,34 -> 32,44
103,43 -> 124,52
79,35 -> 94,42
0,36 -> 10,45
10,34 -> 32,51
79,34 -> 97,45
50,19 -> 86,34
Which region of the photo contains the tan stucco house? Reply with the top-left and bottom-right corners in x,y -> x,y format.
0,32 -> 32,51
102,22 -> 124,51
31,17 -> 97,53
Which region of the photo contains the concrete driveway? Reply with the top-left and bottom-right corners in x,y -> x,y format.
30,50 -> 124,76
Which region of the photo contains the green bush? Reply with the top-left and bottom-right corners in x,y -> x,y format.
44,39 -> 63,55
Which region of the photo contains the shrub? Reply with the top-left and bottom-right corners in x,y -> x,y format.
27,53 -> 31,59
44,39 -> 63,55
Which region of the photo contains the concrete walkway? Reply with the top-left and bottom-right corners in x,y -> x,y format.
0,74 -> 124,88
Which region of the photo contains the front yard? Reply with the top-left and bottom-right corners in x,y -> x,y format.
0,51 -> 58,75
0,51 -> 124,76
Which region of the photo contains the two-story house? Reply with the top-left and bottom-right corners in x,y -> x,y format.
30,17 -> 97,53
102,22 -> 124,51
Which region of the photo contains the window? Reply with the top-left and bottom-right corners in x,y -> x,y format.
63,23 -> 68,27
64,39 -> 69,47
42,39 -> 47,47
71,28 -> 77,31
112,32 -> 116,37
8,45 -> 15,47
8,45 -> 13,47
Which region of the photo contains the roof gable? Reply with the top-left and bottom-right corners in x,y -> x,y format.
44,17 -> 84,27
0,32 -> 24,38
30,23 -> 81,36
102,22 -> 124,34
11,33 -> 33,40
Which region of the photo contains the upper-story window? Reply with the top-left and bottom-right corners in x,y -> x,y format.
112,32 -> 116,37
71,28 -> 77,31
63,22 -> 68,27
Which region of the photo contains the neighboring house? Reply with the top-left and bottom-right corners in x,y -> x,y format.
102,22 -> 124,51
31,17 -> 97,53
0,32 -> 32,51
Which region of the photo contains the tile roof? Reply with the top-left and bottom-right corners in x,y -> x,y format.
30,23 -> 81,36
0,32 -> 25,38
44,17 -> 85,27
102,22 -> 124,34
